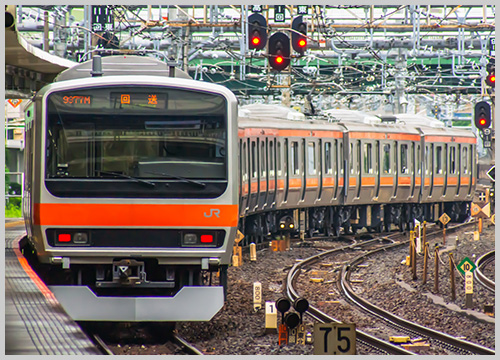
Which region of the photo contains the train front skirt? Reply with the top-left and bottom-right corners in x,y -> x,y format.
49,285 -> 224,321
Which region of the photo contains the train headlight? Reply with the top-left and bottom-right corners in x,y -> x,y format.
183,233 -> 198,246
73,232 -> 89,244
289,223 -> 294,229
280,223 -> 285,229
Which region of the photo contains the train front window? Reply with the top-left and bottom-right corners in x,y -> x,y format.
45,86 -> 228,198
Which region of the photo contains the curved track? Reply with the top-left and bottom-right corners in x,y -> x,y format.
286,238 -> 414,355
474,250 -> 495,293
286,223 -> 495,355
340,240 -> 495,355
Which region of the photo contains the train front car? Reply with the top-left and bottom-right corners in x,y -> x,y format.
23,60 -> 238,322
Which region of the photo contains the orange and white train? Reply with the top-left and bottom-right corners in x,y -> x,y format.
22,55 -> 476,322
237,105 -> 476,243
22,56 -> 239,322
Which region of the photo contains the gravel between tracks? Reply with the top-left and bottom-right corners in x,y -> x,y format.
111,222 -> 495,355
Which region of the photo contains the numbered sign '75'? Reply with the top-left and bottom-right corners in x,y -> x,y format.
314,323 -> 356,355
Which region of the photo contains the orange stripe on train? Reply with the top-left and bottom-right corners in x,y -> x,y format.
34,203 -> 239,227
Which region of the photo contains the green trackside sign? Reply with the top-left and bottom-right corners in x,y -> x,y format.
457,257 -> 477,275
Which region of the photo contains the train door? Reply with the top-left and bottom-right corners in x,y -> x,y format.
392,141 -> 398,198
258,138 -> 268,210
268,138 -> 277,207
435,144 -> 444,198
398,141 -> 411,201
468,144 -> 474,196
239,139 -> 247,215
284,138 -> 290,203
443,144 -> 449,196
332,140 -> 339,201
361,141 -> 375,201
456,145 -> 462,196
429,144 -> 434,197
317,139 -> 323,202
248,139 -> 258,211
411,143 -> 420,199
276,139 -> 285,206
301,139 -> 306,202
305,140 -> 320,203
374,141 -> 380,199
323,140 -> 334,203
356,140 -> 362,199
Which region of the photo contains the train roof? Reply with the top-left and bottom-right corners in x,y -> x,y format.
54,55 -> 191,82
323,109 -> 382,124
239,103 -> 306,121
381,113 -> 445,128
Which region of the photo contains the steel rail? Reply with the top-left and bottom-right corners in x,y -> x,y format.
339,227 -> 495,355
171,332 -> 204,355
285,238 -> 415,355
474,250 -> 495,293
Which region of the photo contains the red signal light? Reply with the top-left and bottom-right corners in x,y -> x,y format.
276,56 -> 284,64
298,39 -> 306,48
480,118 -> 487,126
485,70 -> 495,87
251,36 -> 261,46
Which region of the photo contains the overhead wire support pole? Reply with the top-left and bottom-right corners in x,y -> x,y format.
240,5 -> 247,81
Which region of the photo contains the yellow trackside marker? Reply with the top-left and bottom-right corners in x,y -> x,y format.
250,243 -> 257,261
253,282 -> 262,311
471,203 -> 482,217
473,231 -> 480,241
235,230 -> 245,244
265,301 -> 278,332
491,214 -> 495,225
481,202 -> 491,217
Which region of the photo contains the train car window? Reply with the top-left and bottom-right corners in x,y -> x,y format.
364,143 -> 373,174
269,140 -> 275,177
261,140 -> 266,177
324,142 -> 332,175
291,141 -> 299,175
400,144 -> 409,174
308,142 -> 316,175
277,141 -> 282,176
251,141 -> 257,178
383,143 -> 391,174
436,146 -> 442,174
462,146 -> 468,174
449,146 -> 456,174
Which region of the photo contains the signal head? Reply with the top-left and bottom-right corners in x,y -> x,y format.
474,101 -> 491,130
268,32 -> 290,71
291,16 -> 308,54
248,13 -> 267,51
485,70 -> 495,87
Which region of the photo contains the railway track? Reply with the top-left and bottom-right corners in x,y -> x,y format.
285,237 -> 414,355
80,322 -> 204,355
286,222 -> 495,355
474,250 -> 495,293
340,235 -> 495,355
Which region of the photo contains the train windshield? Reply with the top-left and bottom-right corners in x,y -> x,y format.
44,86 -> 228,198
